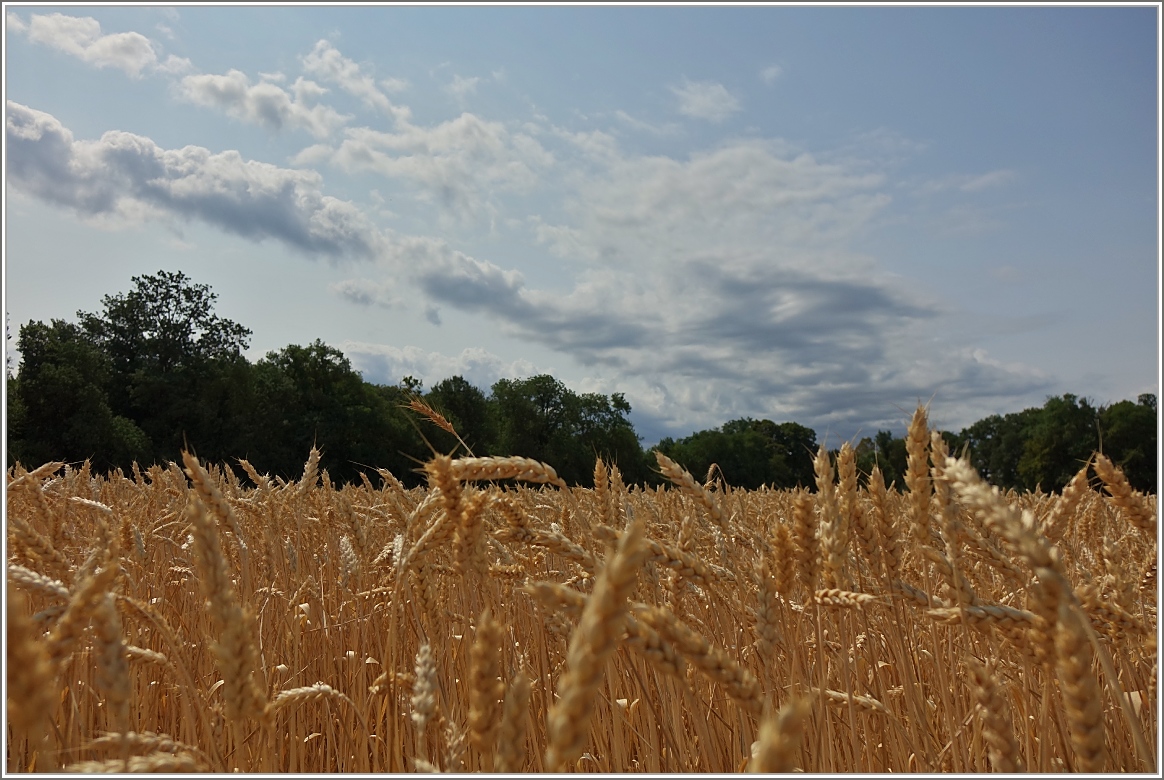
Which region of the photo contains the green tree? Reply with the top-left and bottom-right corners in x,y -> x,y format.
424,376 -> 497,456
11,319 -> 149,469
490,375 -> 644,486
250,340 -> 425,485
870,430 -> 908,489
655,418 -> 818,490
1017,394 -> 1098,492
961,407 -> 1041,491
1099,394 -> 1157,493
76,270 -> 254,464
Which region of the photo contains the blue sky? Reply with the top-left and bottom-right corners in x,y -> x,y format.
4,5 -> 1159,446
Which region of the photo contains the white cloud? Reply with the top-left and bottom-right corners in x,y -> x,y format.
446,74 -> 481,102
959,169 -> 1017,192
670,78 -> 741,122
178,70 -> 351,138
342,343 -> 541,391
156,55 -> 193,75
7,11 -> 28,33
347,133 -> 1048,439
613,110 -> 680,136
379,76 -> 410,93
301,39 -> 410,123
6,101 -> 382,260
916,169 -> 1017,195
760,65 -> 783,84
323,115 -> 553,220
24,12 -> 159,77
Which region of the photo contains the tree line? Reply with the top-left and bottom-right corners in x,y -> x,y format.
5,271 -> 1157,494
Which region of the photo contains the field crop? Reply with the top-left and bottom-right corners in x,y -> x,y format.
5,406 -> 1158,772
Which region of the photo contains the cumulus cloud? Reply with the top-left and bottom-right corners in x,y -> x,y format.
670,78 -> 741,122
178,70 -> 351,138
341,343 -> 540,391
322,115 -> 553,220
348,133 -> 1049,439
6,101 -> 382,260
21,12 -> 159,77
301,39 -> 411,123
7,11 -> 28,33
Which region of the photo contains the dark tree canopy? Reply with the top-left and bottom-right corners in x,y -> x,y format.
656,417 -> 818,490
78,269 -> 251,376
11,319 -> 149,469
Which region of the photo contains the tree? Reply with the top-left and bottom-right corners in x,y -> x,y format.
76,270 -> 254,464
655,418 -> 818,490
1017,394 -> 1098,492
490,375 -> 645,486
78,270 -> 251,378
424,376 -> 497,456
961,408 -> 1041,491
871,430 -> 908,489
250,340 -> 425,484
11,319 -> 149,469
1099,395 -> 1157,492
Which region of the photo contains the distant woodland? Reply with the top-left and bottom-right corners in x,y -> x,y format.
6,271 -> 1157,493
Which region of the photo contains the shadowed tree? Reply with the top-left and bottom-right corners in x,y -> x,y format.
76,270 -> 254,464
1099,394 -> 1157,493
11,319 -> 150,469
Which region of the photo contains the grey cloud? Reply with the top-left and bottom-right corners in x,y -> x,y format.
330,278 -> 400,308
6,102 -> 382,260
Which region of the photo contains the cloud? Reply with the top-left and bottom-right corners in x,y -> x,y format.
330,278 -> 400,308
916,169 -> 1017,195
959,169 -> 1017,192
379,76 -> 410,93
157,55 -> 193,75
345,133 -> 1049,440
322,115 -> 553,220
7,11 -> 28,33
178,70 -> 351,138
6,101 -> 382,260
760,65 -> 783,85
301,39 -> 410,123
613,110 -> 680,136
670,78 -> 741,122
341,343 -> 540,391
22,12 -> 160,77
446,74 -> 481,102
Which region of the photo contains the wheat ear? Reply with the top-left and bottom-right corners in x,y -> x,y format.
495,669 -> 531,773
545,515 -> 647,771
468,608 -> 506,754
749,696 -> 810,773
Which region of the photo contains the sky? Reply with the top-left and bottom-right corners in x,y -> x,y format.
3,5 -> 1160,448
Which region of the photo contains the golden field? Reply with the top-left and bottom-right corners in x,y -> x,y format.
5,407 -> 1158,773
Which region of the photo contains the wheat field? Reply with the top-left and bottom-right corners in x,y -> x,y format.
5,406 -> 1158,773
